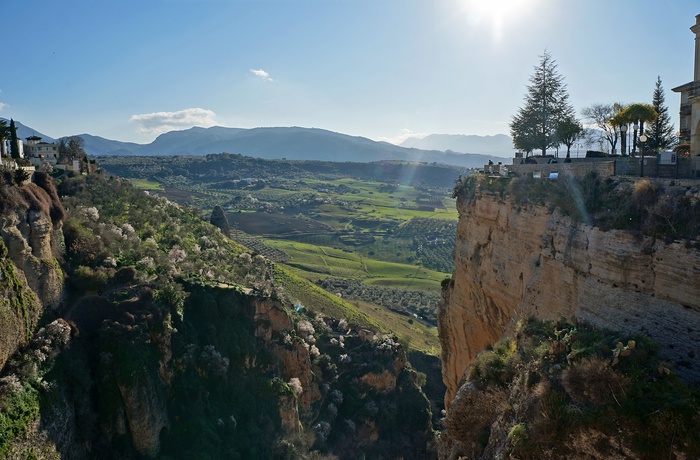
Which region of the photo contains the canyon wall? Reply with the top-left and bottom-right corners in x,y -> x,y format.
0,176 -> 65,370
439,190 -> 700,407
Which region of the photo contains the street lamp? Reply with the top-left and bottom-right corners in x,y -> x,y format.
639,134 -> 647,177
620,124 -> 627,156
632,120 -> 639,156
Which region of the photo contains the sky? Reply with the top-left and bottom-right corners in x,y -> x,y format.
1,0 -> 698,145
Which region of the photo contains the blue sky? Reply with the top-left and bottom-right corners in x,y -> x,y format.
1,0 -> 697,144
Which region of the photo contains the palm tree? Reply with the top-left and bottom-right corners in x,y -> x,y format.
610,111 -> 630,156
620,103 -> 657,156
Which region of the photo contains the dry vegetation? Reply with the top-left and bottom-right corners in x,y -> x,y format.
454,172 -> 700,242
441,317 -> 700,460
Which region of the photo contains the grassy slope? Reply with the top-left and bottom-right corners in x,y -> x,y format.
273,265 -> 441,355
266,239 -> 448,291
126,174 -> 450,355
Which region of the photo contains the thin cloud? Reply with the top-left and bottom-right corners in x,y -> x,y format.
250,68 -> 273,81
0,102 -> 6,113
129,108 -> 217,135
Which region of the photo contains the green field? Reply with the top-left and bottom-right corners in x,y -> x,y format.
127,178 -> 164,191
266,239 -> 449,291
101,155 -> 464,354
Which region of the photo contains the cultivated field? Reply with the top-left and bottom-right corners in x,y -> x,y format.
101,154 -> 467,354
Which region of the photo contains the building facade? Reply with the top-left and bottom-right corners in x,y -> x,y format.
24,135 -> 59,166
672,14 -> 700,157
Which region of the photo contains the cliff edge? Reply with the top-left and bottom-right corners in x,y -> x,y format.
439,176 -> 700,408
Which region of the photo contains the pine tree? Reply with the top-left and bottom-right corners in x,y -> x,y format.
9,119 -> 20,159
510,51 -> 575,157
210,205 -> 230,236
645,76 -> 676,152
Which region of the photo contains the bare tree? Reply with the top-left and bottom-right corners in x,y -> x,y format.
581,103 -> 623,153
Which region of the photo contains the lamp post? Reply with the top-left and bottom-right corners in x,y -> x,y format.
620,124 -> 627,156
632,120 -> 639,156
639,134 -> 647,177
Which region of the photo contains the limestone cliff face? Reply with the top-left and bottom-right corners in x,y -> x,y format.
0,178 -> 65,371
439,190 -> 700,407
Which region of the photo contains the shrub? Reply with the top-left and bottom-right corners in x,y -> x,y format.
0,384 -> 40,458
469,338 -> 518,388
633,179 -> 659,209
71,265 -> 109,292
561,357 -> 627,406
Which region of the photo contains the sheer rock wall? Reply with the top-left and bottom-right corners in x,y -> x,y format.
439,191 -> 700,408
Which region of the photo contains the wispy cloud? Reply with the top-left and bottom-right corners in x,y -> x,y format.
250,68 -> 273,81
377,128 -> 428,145
129,108 -> 217,135
0,102 -> 7,113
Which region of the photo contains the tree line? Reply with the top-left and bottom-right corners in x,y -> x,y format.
510,51 -> 677,158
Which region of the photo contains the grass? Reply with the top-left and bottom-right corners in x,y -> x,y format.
266,239 -> 449,291
274,263 -> 440,356
300,178 -> 457,220
127,178 -> 164,191
351,299 -> 439,355
272,265 -> 381,330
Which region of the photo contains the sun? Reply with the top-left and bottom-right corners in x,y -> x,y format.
461,0 -> 535,41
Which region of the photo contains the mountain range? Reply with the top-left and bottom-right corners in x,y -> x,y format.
2,119 -> 514,168
401,133 -> 515,156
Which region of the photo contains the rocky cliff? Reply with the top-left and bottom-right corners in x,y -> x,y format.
0,172 -> 65,370
439,180 -> 700,408
0,172 -> 435,459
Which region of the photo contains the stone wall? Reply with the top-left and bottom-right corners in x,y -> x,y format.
507,157 -> 698,178
508,161 -> 615,178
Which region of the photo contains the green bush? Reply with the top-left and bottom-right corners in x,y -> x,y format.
0,384 -> 40,458
71,265 -> 109,292
470,338 -> 518,387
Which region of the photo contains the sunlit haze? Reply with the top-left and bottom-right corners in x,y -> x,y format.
1,0 -> 697,145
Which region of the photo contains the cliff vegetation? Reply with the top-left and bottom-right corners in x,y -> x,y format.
441,317 -> 700,460
453,173 -> 700,241
0,173 -> 435,459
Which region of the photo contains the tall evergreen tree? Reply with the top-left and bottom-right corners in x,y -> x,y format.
9,119 -> 20,159
210,205 -> 230,236
510,51 -> 575,157
645,76 -> 676,152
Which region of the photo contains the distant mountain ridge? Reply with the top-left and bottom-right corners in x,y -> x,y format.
0,118 -> 56,143
74,125 -> 511,168
4,120 -> 514,168
401,133 -> 514,156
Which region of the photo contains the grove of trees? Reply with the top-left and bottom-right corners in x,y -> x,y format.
514,54 -> 677,157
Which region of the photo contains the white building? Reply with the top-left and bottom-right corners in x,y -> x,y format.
24,135 -> 59,166
1,138 -> 24,159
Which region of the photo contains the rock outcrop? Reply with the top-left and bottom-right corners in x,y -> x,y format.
0,174 -> 65,371
439,189 -> 700,408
